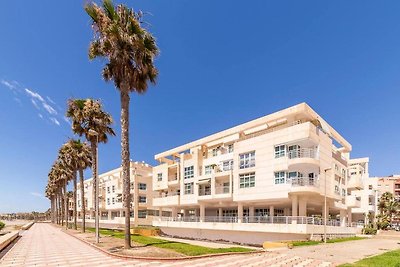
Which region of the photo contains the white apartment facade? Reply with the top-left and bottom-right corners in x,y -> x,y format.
76,161 -> 157,226
151,103 -> 374,244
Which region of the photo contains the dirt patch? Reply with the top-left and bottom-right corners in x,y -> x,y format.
66,228 -> 184,258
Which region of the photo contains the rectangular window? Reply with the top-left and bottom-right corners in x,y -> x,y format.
228,144 -> 234,153
239,151 -> 255,169
138,196 -> 147,203
212,147 -> 219,157
184,166 -> 194,179
112,185 -> 115,193
222,209 -> 238,217
342,189 -> 346,197
138,183 -> 147,190
112,197 -> 115,204
157,173 -> 162,181
239,172 -> 255,188
107,187 -> 110,194
255,208 -> 270,216
184,182 -> 194,194
130,182 -> 134,189
274,171 -> 286,184
222,160 -> 233,171
138,210 -> 147,218
204,165 -> 213,175
274,145 -> 286,158
107,198 -> 110,205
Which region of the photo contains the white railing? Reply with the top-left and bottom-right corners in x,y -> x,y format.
156,192 -> 180,198
198,188 -> 211,196
288,148 -> 317,159
215,185 -> 230,194
159,216 -> 346,227
291,176 -> 319,187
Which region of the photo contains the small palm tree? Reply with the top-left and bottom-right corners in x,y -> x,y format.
67,98 -> 115,239
85,0 -> 159,248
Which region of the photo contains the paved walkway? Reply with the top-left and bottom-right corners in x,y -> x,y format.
0,223 -> 334,266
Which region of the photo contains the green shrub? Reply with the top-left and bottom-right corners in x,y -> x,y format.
0,221 -> 5,231
362,226 -> 377,235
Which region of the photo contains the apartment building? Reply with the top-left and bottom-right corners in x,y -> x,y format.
374,175 -> 400,200
76,161 -> 157,226
151,103 -> 372,244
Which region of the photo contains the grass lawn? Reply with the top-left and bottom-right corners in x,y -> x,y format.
86,228 -> 254,256
339,249 -> 400,267
291,236 -> 366,247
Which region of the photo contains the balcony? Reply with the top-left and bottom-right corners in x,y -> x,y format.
287,148 -> 319,166
153,193 -> 180,207
198,187 -> 211,196
290,176 -> 320,194
347,176 -> 363,190
346,195 -> 361,208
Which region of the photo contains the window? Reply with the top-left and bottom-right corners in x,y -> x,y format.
334,185 -> 340,194
342,189 -> 346,197
239,172 -> 255,188
368,185 -> 373,190
274,171 -> 286,184
107,187 -> 110,194
138,210 -> 147,218
138,196 -> 147,203
222,210 -> 238,217
157,173 -> 162,181
228,144 -> 234,153
184,182 -> 194,194
222,160 -> 233,171
184,166 -> 194,179
112,185 -> 115,193
107,198 -> 110,205
212,147 -> 219,157
274,145 -> 286,158
112,197 -> 115,204
130,182 -> 134,189
239,151 -> 255,169
255,208 -> 269,216
205,165 -> 213,175
138,183 -> 147,190
287,171 -> 302,183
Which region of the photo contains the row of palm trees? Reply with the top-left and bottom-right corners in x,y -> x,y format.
376,192 -> 399,230
46,0 -> 159,248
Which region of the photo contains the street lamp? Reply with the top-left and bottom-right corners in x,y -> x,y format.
324,167 -> 332,244
89,129 -> 100,243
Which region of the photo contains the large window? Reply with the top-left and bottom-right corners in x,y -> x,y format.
239,172 -> 255,188
274,145 -> 286,158
184,166 -> 194,179
222,160 -> 233,171
204,165 -> 213,175
274,171 -> 286,184
184,182 -> 194,194
239,151 -> 255,169
157,173 -> 162,182
138,183 -> 147,191
138,210 -> 147,218
222,209 -> 238,217
228,144 -> 234,153
112,185 -> 115,193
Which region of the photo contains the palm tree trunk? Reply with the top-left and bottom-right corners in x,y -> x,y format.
79,168 -> 86,233
91,141 -> 99,240
73,170 -> 77,230
121,90 -> 131,249
60,188 -> 64,226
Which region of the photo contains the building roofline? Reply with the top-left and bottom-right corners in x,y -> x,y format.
155,102 -> 352,160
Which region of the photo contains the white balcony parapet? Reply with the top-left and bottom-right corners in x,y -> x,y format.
290,176 -> 319,187
288,148 -> 317,159
215,185 -> 230,194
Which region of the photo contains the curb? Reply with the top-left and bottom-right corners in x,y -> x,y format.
59,226 -> 264,261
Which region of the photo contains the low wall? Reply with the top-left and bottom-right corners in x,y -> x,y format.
160,227 -> 309,246
0,231 -> 19,251
21,222 -> 34,230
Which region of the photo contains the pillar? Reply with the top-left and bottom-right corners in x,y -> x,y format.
108,210 -> 112,221
172,207 -> 177,218
299,197 -> 307,217
249,206 -> 255,217
347,208 -> 352,226
284,207 -> 290,216
322,203 -> 330,223
200,204 -> 205,222
218,207 -> 223,221
238,203 -> 243,223
291,195 -> 298,216
158,208 -> 162,221
269,205 -> 274,223
340,210 -> 347,227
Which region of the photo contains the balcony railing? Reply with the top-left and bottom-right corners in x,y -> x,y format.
291,176 -> 319,187
288,148 -> 317,159
159,216 -> 346,227
198,188 -> 211,196
215,185 -> 231,194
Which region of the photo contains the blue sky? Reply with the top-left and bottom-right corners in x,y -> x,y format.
0,1 -> 399,213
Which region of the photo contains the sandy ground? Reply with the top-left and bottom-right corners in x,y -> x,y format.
1,220 -> 31,232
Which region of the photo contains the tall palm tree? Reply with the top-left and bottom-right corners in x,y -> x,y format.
85,0 -> 159,248
67,98 -> 115,239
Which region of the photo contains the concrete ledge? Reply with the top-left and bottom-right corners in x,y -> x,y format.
21,222 -> 34,230
0,231 -> 19,251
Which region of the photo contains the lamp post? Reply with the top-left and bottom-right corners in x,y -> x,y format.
89,129 -> 100,243
324,167 -> 332,244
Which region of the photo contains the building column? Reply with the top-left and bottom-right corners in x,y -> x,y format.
200,204 -> 205,222
238,203 -> 243,223
158,208 -> 162,221
347,208 -> 352,226
108,210 -> 112,221
218,207 -> 223,221
172,207 -> 177,218
284,207 -> 290,216
249,206 -> 255,217
340,209 -> 347,227
119,210 -> 123,217
299,197 -> 307,217
322,203 -> 330,223
269,205 -> 274,223
291,195 -> 298,216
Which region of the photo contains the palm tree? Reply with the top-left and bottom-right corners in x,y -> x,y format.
66,98 -> 115,239
85,0 -> 159,248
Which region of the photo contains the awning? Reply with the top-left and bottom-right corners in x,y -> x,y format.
196,179 -> 211,185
